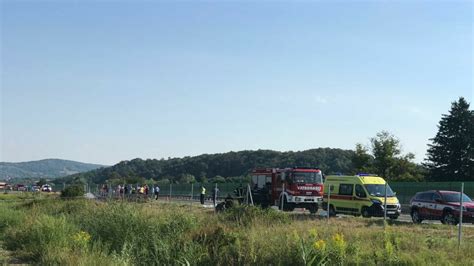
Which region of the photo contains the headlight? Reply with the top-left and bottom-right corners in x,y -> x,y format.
371,199 -> 382,204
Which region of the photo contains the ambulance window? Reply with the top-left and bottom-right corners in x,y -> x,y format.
355,184 -> 367,198
339,184 -> 353,196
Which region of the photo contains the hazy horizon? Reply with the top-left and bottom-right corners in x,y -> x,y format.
1,1 -> 472,165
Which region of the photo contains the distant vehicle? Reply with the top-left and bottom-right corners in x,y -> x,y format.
31,185 -> 40,192
322,174 -> 401,219
410,190 -> 474,225
16,184 -> 27,191
41,184 -> 53,192
0,182 -> 7,190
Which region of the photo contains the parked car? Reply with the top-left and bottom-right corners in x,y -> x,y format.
16,184 -> 27,191
41,184 -> 53,192
410,190 -> 474,225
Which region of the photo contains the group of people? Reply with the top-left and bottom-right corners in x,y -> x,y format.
200,185 -> 220,206
101,183 -> 221,205
101,184 -> 160,200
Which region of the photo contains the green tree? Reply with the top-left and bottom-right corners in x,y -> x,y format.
425,97 -> 474,181
358,131 -> 425,181
179,174 -> 196,184
352,143 -> 373,174
211,175 -> 226,183
389,153 -> 425,181
36,178 -> 47,186
61,185 -> 85,198
371,131 -> 401,178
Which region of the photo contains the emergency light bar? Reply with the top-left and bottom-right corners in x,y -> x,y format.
356,173 -> 378,177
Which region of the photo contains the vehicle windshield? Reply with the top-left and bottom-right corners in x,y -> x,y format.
442,193 -> 472,203
292,172 -> 323,184
364,184 -> 395,197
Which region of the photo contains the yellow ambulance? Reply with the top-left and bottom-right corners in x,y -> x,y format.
322,174 -> 401,219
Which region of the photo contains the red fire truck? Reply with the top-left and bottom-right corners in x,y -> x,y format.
250,167 -> 324,213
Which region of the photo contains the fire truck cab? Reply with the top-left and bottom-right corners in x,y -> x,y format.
251,167 -> 324,213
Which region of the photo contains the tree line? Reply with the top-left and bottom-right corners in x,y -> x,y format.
57,148 -> 356,185
58,97 -> 473,185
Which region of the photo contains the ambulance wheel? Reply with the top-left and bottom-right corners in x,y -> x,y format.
321,202 -> 328,211
361,207 -> 371,218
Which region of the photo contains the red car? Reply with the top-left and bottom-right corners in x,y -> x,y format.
410,190 -> 474,225
16,184 -> 27,191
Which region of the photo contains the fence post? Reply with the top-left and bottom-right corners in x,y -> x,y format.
191,183 -> 194,203
213,183 -> 216,207
384,182 -> 388,228
245,183 -> 254,205
327,185 -> 331,221
458,182 -> 464,249
245,184 -> 248,205
280,183 -> 285,211
169,183 -> 172,201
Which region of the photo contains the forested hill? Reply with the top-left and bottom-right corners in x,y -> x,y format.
0,159 -> 106,179
61,148 -> 355,184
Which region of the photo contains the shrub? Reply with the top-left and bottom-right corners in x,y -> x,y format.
4,214 -> 77,263
61,185 -> 85,198
219,205 -> 289,226
77,202 -> 199,265
0,204 -> 26,239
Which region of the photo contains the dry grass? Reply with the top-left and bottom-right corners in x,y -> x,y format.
1,195 -> 474,265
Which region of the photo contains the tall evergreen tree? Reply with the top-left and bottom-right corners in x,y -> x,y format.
425,97 -> 474,181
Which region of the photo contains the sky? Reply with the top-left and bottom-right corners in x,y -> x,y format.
1,0 -> 473,165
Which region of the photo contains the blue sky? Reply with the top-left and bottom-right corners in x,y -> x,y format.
1,1 -> 472,165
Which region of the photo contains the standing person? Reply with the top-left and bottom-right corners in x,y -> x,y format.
212,186 -> 219,207
116,185 -> 121,198
144,184 -> 149,200
154,185 -> 160,200
124,185 -> 129,198
200,186 -> 206,205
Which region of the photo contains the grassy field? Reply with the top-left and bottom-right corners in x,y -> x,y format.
1,193 -> 473,265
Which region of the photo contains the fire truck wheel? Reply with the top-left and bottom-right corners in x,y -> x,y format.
308,205 -> 318,214
279,196 -> 294,212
